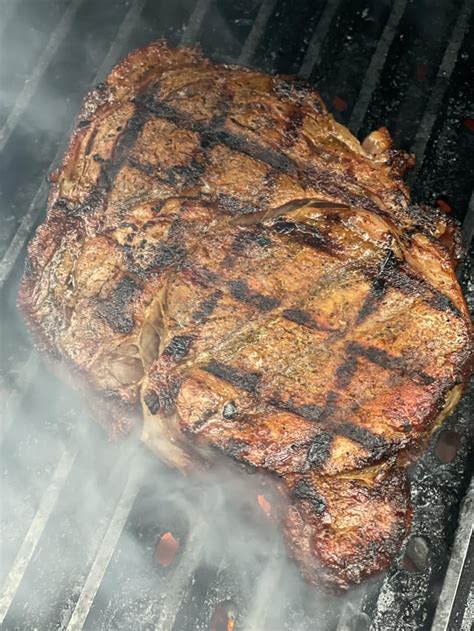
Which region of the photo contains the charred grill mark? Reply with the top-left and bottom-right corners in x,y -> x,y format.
102,107 -> 151,186
272,220 -> 339,254
334,356 -> 358,389
228,279 -> 280,312
381,260 -> 461,318
163,335 -> 194,360
347,341 -> 435,386
203,361 -> 261,394
94,276 -> 141,334
355,277 -> 387,325
128,158 -> 154,176
355,250 -> 396,325
269,397 -> 323,422
332,420 -> 389,454
306,432 -> 334,467
192,290 -> 223,323
291,480 -> 326,515
282,308 -> 321,330
134,96 -> 383,215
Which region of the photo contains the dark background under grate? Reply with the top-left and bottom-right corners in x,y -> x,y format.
0,1 -> 473,630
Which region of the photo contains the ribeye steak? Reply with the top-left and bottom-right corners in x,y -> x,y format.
18,42 -> 473,591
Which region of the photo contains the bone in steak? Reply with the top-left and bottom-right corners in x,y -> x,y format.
18,42 -> 473,592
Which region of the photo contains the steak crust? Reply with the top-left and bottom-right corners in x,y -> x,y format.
18,42 -> 473,592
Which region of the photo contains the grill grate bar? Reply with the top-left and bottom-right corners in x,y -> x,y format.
92,0 -> 148,83
348,0 -> 408,136
298,0 -> 342,80
179,0 -> 212,46
66,473 -> 140,631
431,480 -> 473,631
409,0 -> 474,181
0,448 -> 77,625
238,0 -> 278,65
0,0 -> 85,154
0,0 -> 147,291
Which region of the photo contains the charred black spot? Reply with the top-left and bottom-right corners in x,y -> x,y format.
163,335 -> 194,360
217,194 -> 259,217
335,356 -> 358,389
232,229 -> 272,253
269,397 -> 323,422
347,341 -> 434,386
228,279 -> 280,311
78,119 -> 91,128
307,432 -> 334,467
94,276 -> 141,334
144,391 -> 160,415
145,244 -> 187,272
93,153 -> 105,163
192,290 -> 222,323
222,400 -> 238,419
292,480 -> 326,514
204,361 -> 261,394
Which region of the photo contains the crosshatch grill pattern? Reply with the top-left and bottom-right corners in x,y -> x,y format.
0,1 -> 473,630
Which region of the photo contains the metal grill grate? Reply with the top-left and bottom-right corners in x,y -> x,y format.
0,1 -> 473,629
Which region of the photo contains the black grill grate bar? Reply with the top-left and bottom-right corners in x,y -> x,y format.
298,0 -> 343,80
238,0 -> 279,65
0,0 -> 147,291
179,0 -> 212,46
429,481 -> 473,631
0,0 -> 85,154
66,474 -> 140,631
348,0 -> 408,136
409,0 -> 474,182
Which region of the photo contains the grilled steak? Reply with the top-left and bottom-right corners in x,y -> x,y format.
18,42 -> 473,592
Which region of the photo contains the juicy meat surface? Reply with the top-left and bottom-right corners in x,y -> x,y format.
18,42 -> 473,592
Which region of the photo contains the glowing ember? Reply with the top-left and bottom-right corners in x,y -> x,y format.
332,95 -> 348,112
154,531 -> 179,567
435,198 -> 452,214
257,494 -> 271,515
210,600 -> 238,631
463,118 -> 474,132
415,63 -> 428,81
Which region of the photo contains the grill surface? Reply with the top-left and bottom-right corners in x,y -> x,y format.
0,1 -> 473,630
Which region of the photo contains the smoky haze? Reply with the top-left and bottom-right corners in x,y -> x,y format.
0,1 -> 367,629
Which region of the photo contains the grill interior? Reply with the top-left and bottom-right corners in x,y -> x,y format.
0,1 -> 473,630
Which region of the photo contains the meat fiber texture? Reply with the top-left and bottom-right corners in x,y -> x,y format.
18,42 -> 473,592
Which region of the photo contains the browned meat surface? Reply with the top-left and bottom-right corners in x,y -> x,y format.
18,42 -> 473,592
